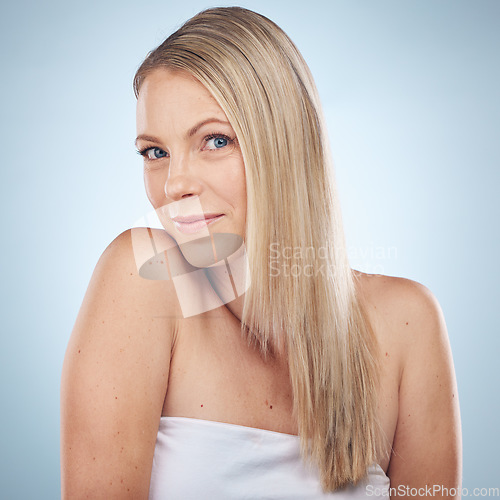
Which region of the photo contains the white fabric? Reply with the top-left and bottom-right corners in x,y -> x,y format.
148,416 -> 390,499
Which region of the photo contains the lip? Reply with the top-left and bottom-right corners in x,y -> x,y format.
172,213 -> 225,234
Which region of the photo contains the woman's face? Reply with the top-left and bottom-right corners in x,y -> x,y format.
135,68 -> 246,261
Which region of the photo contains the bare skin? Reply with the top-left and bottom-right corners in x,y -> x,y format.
61,69 -> 461,498
162,258 -> 462,483
61,229 -> 461,499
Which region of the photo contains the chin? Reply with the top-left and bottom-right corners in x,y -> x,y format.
177,232 -> 245,268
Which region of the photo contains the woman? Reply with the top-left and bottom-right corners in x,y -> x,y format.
61,6 -> 462,499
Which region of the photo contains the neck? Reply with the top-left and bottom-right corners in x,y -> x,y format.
204,260 -> 288,363
203,240 -> 248,323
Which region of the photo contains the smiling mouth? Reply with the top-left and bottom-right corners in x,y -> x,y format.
172,213 -> 225,234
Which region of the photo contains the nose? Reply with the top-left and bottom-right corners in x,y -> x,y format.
164,154 -> 202,200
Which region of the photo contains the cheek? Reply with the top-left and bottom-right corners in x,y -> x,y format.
220,159 -> 246,209
235,179 -> 247,216
144,170 -> 167,208
235,170 -> 247,217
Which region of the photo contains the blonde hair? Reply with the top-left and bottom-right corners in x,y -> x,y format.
134,6 -> 385,491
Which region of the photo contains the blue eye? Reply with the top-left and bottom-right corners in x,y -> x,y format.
213,137 -> 228,148
204,134 -> 232,150
137,147 -> 168,160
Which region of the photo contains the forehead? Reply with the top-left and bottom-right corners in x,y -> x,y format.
136,68 -> 226,123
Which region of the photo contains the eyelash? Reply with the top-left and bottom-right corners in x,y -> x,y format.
136,132 -> 235,159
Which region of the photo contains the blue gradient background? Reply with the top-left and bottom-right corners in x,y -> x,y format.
1,0 -> 498,497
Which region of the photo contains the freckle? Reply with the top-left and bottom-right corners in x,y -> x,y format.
406,322 -> 408,325
127,489 -> 130,492
102,321 -> 105,324
135,466 -> 138,470
93,457 -> 96,461
408,414 -> 410,417
130,273 -> 133,275
110,482 -> 112,486
452,394 -> 455,398
270,405 -> 273,409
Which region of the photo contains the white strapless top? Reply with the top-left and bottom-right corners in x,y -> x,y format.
148,416 -> 390,499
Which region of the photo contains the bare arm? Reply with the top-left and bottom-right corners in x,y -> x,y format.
388,279 -> 462,497
61,229 -> 178,499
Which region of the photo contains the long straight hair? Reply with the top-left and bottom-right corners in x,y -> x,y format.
133,7 -> 385,491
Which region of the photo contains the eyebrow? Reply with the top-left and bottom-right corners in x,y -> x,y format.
135,118 -> 231,146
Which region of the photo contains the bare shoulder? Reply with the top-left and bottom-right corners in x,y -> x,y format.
353,269 -> 450,383
353,270 -> 462,488
352,270 -> 446,350
353,269 -> 442,318
88,227 -> 182,318
61,228 -> 181,499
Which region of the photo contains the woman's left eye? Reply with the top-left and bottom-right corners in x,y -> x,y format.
204,134 -> 232,150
